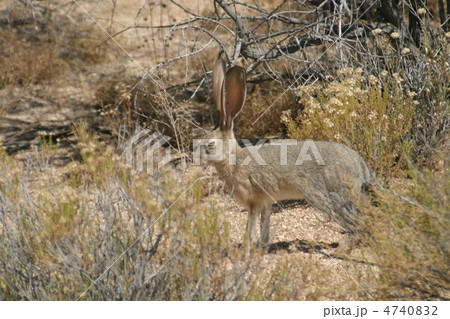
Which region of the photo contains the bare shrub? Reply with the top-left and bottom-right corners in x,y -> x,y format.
94,1 -> 448,160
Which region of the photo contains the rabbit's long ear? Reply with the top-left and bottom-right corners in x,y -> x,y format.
223,66 -> 246,128
213,52 -> 226,125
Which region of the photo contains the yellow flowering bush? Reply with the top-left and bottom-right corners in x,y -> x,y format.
283,68 -> 417,178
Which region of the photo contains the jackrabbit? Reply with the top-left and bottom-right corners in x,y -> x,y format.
198,52 -> 375,247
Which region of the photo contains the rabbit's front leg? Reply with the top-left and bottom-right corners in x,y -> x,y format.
259,203 -> 271,246
245,205 -> 258,248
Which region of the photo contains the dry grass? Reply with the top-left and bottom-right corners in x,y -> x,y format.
361,157 -> 449,300
0,124 -> 246,300
0,29 -> 66,87
0,2 -> 112,88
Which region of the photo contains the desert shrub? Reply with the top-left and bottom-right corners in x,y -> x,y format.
282,68 -> 417,179
0,29 -> 67,87
0,3 -> 110,88
360,151 -> 449,300
95,76 -> 195,153
364,19 -> 449,168
408,32 -> 449,166
0,125 -> 286,300
235,80 -> 298,138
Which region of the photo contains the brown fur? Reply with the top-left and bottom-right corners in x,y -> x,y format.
200,53 -> 375,247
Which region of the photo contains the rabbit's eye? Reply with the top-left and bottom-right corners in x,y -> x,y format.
208,140 -> 216,148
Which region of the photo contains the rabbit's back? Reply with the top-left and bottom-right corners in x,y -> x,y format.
213,140 -> 373,230
228,140 -> 372,187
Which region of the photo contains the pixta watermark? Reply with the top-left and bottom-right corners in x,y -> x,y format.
121,128 -> 325,175
121,126 -> 172,175
193,138 -> 325,166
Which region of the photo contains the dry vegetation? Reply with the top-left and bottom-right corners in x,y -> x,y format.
0,0 -> 449,300
0,124 -> 378,300
283,68 -> 418,179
